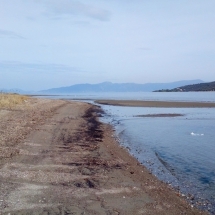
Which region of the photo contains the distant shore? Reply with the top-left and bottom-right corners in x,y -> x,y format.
95,99 -> 215,108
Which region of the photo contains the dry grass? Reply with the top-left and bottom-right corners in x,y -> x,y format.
0,93 -> 28,109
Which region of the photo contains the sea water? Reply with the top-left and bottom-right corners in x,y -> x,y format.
40,92 -> 215,213
39,91 -> 215,103
100,105 -> 215,213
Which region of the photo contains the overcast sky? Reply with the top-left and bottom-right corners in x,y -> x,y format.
1,0 -> 215,91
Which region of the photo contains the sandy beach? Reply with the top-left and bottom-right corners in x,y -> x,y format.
0,98 -> 208,214
95,100 -> 215,108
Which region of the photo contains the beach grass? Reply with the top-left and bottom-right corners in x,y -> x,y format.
0,93 -> 28,109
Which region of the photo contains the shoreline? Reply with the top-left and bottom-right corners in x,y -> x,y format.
0,98 -> 208,214
95,99 -> 215,108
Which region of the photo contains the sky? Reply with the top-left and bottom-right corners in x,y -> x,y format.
1,0 -> 215,91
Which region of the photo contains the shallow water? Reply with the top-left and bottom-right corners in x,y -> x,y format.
100,105 -> 215,213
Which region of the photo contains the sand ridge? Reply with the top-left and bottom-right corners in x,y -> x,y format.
95,99 -> 215,108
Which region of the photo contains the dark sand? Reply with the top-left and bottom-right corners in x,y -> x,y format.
0,98 -> 208,214
135,113 -> 184,117
95,100 -> 215,108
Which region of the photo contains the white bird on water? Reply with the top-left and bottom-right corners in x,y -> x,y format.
190,132 -> 204,136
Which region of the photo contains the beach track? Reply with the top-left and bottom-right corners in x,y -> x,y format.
0,98 -> 208,214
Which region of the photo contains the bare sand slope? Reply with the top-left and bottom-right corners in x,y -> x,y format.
0,99 -> 208,214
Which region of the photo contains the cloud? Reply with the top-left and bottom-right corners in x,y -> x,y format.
0,29 -> 26,39
38,0 -> 111,21
0,61 -> 83,74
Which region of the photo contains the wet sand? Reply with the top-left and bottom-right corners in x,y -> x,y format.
0,98 -> 208,214
95,100 -> 215,108
135,113 -> 184,117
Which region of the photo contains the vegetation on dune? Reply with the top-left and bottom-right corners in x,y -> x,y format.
177,81 -> 215,91
0,93 -> 28,109
154,81 -> 215,92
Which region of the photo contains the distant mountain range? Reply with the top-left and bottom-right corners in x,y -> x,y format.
155,81 -> 215,92
1,80 -> 205,94
39,80 -> 204,94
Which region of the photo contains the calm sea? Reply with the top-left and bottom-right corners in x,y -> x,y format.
40,92 -> 215,213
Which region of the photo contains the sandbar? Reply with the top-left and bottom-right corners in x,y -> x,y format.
95,99 -> 215,108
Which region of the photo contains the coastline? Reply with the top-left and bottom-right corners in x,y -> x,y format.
95,99 -> 215,108
0,98 -> 208,214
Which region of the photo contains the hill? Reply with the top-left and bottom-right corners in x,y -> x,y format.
155,81 -> 215,92
39,80 -> 204,94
